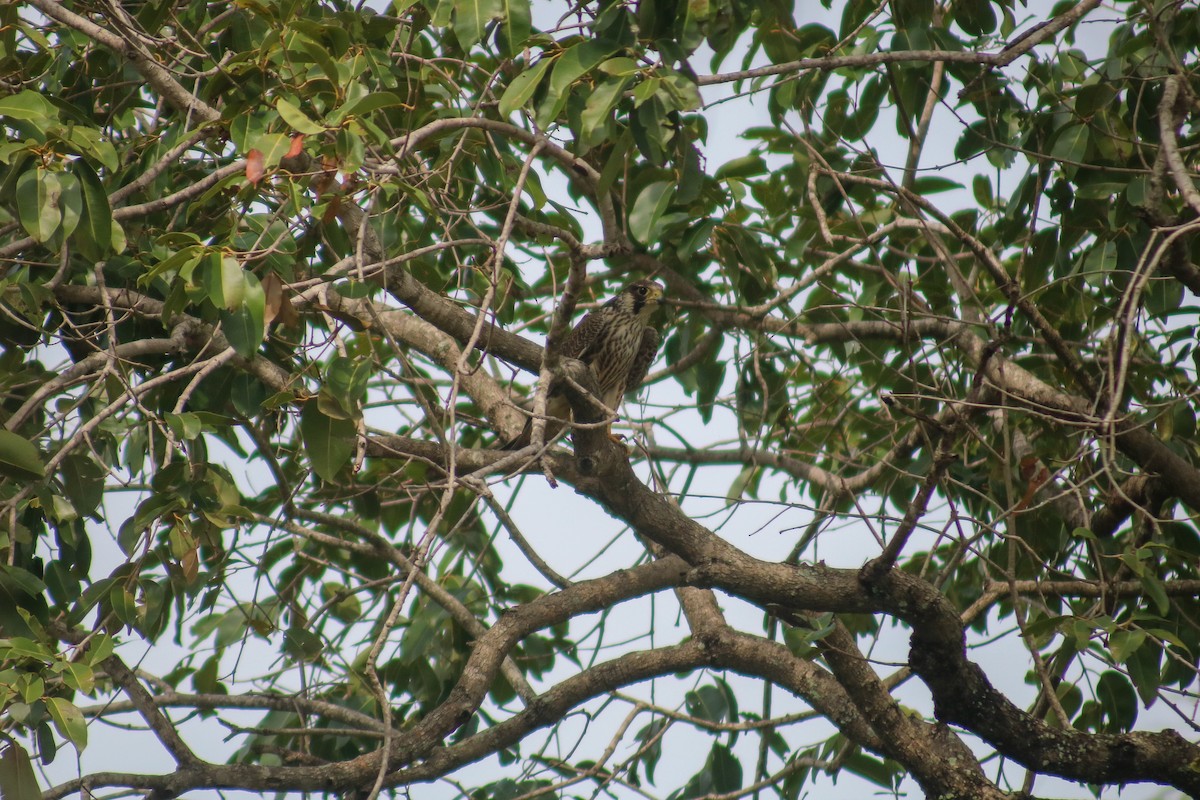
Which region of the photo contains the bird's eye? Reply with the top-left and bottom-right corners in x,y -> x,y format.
636,286 -> 647,296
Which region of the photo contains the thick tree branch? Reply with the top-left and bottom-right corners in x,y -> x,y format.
557,434 -> 1200,795
308,289 -> 525,440
44,558 -> 691,799
330,199 -> 544,375
816,621 -> 999,799
101,655 -> 201,768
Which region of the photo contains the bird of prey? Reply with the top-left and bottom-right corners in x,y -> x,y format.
505,280 -> 665,448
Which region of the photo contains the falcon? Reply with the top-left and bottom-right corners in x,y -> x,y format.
506,280 -> 665,448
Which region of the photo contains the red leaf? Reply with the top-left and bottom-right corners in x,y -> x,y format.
262,272 -> 299,328
245,149 -> 265,184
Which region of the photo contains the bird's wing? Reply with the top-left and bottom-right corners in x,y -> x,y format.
624,327 -> 662,396
560,308 -> 610,363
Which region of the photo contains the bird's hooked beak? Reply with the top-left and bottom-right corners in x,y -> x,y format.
637,283 -> 665,319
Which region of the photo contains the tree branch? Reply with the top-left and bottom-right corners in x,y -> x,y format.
695,0 -> 1101,86
102,655 -> 201,768
557,434 -> 1200,795
816,621 -> 1000,799
1157,75 -> 1200,217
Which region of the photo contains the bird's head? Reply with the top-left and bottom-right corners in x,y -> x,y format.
615,280 -> 665,321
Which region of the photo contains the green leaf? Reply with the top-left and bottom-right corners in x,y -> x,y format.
334,91 -> 408,123
597,129 -> 632,196
322,582 -> 363,622
659,71 -> 701,111
221,272 -> 266,358
0,741 -> 41,800
912,176 -> 964,194
972,174 -> 993,206
284,627 -> 325,661
0,90 -> 57,123
1082,239 -> 1117,286
499,56 -> 553,119
631,76 -> 660,107
955,0 -> 996,36
0,430 -> 45,481
35,723 -> 57,766
725,465 -> 757,505
599,57 -> 641,76
452,0 -> 501,48
275,98 -> 326,134
0,573 -> 48,637
844,751 -> 900,789
1108,629 -> 1145,664
323,356 -> 371,417
56,171 -> 81,238
580,76 -> 630,142
695,358 -> 723,423
164,412 -> 203,441
63,125 -> 119,171
245,133 -> 294,171
59,661 -> 95,694
1051,123 -> 1089,165
44,560 -> 81,606
1139,573 -> 1170,616
1126,639 -> 1162,706
953,119 -> 991,161
109,584 -> 139,625
716,154 -> 767,180
203,253 -> 247,310
86,633 -> 114,665
633,720 -> 666,784
685,685 -> 728,723
628,180 -> 673,244
707,743 -> 742,793
142,244 -> 205,286
1096,670 -> 1138,732
139,578 -> 170,638
681,0 -> 711,49
631,99 -> 669,165
46,697 -> 88,751
230,373 -> 269,418
0,636 -> 54,662
71,160 -> 112,261
15,168 -> 62,242
497,0 -> 531,56
109,217 -> 127,254
1125,175 -> 1149,206
537,38 -> 620,128
300,401 -> 355,482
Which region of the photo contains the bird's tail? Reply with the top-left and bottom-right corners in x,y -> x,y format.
498,419 -> 532,450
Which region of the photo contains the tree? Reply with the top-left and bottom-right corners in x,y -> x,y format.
1,0 -> 1199,796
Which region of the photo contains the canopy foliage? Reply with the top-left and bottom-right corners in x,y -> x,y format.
1,0 -> 1200,797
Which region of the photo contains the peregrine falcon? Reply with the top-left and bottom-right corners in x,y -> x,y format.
506,280 -> 664,448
